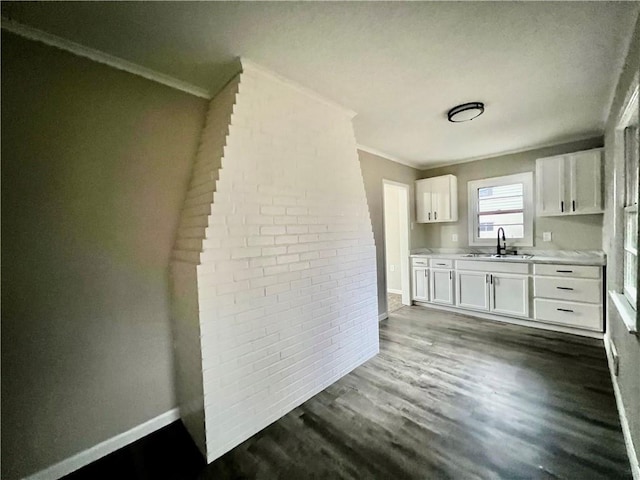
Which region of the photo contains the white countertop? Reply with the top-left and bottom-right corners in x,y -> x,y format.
409,250 -> 605,266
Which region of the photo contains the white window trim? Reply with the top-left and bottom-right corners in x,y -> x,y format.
467,172 -> 534,247
611,76 -> 639,334
623,205 -> 638,307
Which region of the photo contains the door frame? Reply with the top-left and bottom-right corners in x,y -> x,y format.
382,180 -> 411,307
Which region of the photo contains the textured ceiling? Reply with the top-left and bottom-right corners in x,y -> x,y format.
2,2 -> 638,167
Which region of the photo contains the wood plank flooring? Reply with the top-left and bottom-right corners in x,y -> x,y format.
64,306 -> 631,479
204,306 -> 630,479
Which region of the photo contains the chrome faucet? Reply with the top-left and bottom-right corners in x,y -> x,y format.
496,227 -> 506,256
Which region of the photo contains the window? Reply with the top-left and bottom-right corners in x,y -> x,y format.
468,172 -> 534,246
623,124 -> 638,308
611,80 -> 639,334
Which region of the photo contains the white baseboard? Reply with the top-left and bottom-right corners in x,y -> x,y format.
387,288 -> 402,295
25,408 -> 181,480
378,312 -> 388,322
604,336 -> 640,480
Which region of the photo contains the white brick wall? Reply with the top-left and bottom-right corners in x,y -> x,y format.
172,61 -> 378,463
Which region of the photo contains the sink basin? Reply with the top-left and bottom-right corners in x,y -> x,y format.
462,253 -> 534,260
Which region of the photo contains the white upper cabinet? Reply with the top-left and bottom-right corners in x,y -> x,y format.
536,148 -> 603,216
536,156 -> 565,216
569,150 -> 602,214
416,175 -> 458,223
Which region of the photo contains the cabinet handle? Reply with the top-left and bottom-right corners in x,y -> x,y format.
424,270 -> 427,277
485,274 -> 489,283
561,201 -> 564,212
436,263 -> 446,266
490,274 -> 493,284
434,211 -> 438,220
556,286 -> 574,291
449,271 -> 452,280
557,308 -> 574,313
428,212 -> 431,221
572,200 -> 576,212
556,270 -> 573,273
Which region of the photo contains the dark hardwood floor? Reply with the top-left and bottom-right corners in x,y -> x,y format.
65,306 -> 631,479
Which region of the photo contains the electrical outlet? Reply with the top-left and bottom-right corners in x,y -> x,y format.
452,233 -> 459,242
543,232 -> 552,242
390,264 -> 395,272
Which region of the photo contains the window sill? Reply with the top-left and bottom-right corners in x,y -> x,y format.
609,290 -> 638,334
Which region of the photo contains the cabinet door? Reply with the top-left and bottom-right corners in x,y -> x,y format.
490,273 -> 529,317
431,176 -> 451,222
412,267 -> 429,302
430,269 -> 454,305
416,179 -> 433,222
536,156 -> 566,216
457,271 -> 490,311
569,150 -> 602,214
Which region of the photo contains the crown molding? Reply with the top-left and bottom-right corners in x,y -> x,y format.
421,133 -> 604,171
1,17 -> 212,99
356,144 -> 421,169
240,58 -> 357,119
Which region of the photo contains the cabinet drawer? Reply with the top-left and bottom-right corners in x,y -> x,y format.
412,257 -> 429,267
534,299 -> 602,331
534,263 -> 601,279
533,277 -> 601,304
430,259 -> 453,268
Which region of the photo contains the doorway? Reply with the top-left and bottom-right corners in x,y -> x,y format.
382,180 -> 411,314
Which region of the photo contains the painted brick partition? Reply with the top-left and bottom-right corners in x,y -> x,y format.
171,60 -> 378,463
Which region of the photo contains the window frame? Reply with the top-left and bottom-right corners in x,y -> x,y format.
620,91 -> 639,311
610,77 -> 639,334
467,172 -> 534,247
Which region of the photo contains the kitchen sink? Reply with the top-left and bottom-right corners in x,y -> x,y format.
462,253 -> 534,260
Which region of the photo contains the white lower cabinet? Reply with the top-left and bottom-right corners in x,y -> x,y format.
430,269 -> 454,305
533,263 -> 603,331
412,267 -> 429,302
490,273 -> 529,317
457,271 -> 490,311
411,257 -> 603,334
457,271 -> 528,317
534,298 -> 602,331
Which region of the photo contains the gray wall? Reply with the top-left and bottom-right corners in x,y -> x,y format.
419,137 -> 605,250
1,32 -> 208,479
603,13 -> 640,467
359,150 -> 427,316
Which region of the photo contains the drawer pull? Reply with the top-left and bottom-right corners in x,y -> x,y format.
557,308 -> 574,313
436,263 -> 447,266
556,286 -> 574,291
556,270 -> 573,273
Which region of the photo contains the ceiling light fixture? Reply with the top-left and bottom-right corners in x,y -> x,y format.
447,102 -> 485,123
